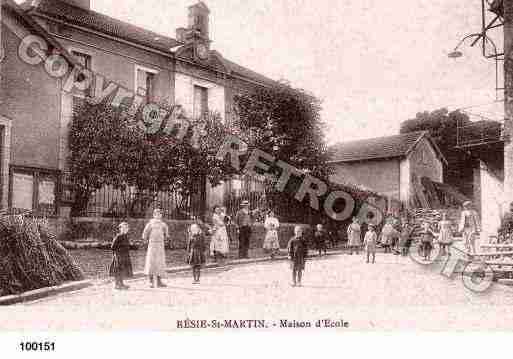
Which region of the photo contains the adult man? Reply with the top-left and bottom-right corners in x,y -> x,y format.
458,201 -> 481,254
235,200 -> 253,258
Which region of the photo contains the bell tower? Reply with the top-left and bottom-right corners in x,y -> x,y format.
187,1 -> 210,42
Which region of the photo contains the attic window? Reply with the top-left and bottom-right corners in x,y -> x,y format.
421,149 -> 428,165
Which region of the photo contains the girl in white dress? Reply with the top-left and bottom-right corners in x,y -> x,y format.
142,208 -> 169,288
347,217 -> 362,255
210,206 -> 230,261
437,212 -> 453,256
263,211 -> 280,258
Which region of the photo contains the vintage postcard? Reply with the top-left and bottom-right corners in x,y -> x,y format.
2,0 -> 513,348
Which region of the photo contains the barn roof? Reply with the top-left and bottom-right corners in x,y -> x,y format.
329,131 -> 447,164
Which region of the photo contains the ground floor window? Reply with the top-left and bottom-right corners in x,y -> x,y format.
9,167 -> 59,216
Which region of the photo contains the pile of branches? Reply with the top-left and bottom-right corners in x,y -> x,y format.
409,208 -> 460,238
0,212 -> 84,296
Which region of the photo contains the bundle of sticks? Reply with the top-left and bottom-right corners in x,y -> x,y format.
0,212 -> 84,296
409,208 -> 460,238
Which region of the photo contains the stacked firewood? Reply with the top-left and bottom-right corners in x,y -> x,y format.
0,213 -> 84,297
409,208 -> 460,238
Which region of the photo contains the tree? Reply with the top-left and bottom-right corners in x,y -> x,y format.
233,82 -> 333,221
400,108 -> 501,197
68,99 -> 234,218
233,82 -> 332,179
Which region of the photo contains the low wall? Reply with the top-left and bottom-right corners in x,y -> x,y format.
51,217 -> 310,250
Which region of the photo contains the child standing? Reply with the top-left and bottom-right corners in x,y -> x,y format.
398,221 -> 413,256
438,212 -> 453,256
420,222 -> 436,260
380,219 -> 396,253
109,222 -> 133,290
187,223 -> 206,284
263,210 -> 280,259
314,224 -> 328,256
364,224 -> 378,264
287,225 -> 308,287
347,217 -> 362,255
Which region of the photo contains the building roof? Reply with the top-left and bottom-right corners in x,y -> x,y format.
330,131 -> 447,164
212,51 -> 276,86
22,0 -> 182,54
21,0 -> 276,86
3,0 -> 78,67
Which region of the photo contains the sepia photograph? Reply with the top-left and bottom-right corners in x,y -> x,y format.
1,0 -> 513,352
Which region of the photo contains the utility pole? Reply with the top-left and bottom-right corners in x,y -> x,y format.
504,0 -> 513,210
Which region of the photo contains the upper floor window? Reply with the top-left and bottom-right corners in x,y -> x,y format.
72,50 -> 92,69
420,148 -> 428,165
136,66 -> 157,103
71,50 -> 92,96
193,85 -> 208,119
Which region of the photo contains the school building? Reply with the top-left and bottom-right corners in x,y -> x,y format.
1,0 -> 273,218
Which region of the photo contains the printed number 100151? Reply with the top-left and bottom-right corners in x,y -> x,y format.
20,342 -> 55,351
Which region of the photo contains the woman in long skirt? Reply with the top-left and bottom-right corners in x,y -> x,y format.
347,217 -> 361,254
458,201 -> 480,254
142,208 -> 169,288
210,206 -> 230,261
263,210 -> 280,258
109,222 -> 134,290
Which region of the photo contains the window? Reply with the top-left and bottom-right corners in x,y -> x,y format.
0,126 -> 4,207
193,85 -> 208,119
421,149 -> 428,165
0,118 -> 12,210
71,50 -> 92,96
10,167 -> 58,216
136,67 -> 157,103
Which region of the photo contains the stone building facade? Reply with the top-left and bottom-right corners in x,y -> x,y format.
1,0 -> 274,217
329,131 -> 446,207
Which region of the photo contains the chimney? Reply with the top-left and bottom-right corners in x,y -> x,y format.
176,27 -> 186,43
64,0 -> 91,10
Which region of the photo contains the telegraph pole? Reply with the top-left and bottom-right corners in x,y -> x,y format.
504,0 -> 513,210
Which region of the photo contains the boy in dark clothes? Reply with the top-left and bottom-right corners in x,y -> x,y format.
288,225 -> 309,287
187,223 -> 206,284
109,222 -> 134,290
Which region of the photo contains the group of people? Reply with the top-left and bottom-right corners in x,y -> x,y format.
107,200 -> 482,290
108,201 -> 258,289
342,200 -> 482,263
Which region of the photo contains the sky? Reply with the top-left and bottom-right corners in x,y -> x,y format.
37,0 -> 510,144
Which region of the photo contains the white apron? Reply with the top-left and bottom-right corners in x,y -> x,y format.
210,214 -> 230,255
143,219 -> 168,276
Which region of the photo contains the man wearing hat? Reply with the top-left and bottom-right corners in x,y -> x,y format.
235,200 -> 253,258
458,201 -> 481,253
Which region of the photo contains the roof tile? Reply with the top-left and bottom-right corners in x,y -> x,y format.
330,131 -> 428,163
24,0 -> 181,54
